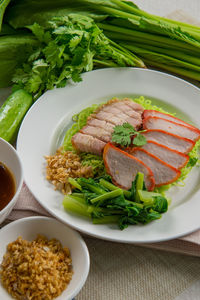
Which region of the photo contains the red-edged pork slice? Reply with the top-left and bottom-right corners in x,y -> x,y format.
143,110 -> 200,131
140,141 -> 189,169
80,125 -> 111,143
72,133 -> 105,155
142,129 -> 195,154
143,116 -> 200,142
87,118 -> 115,133
103,143 -> 155,191
130,148 -> 181,186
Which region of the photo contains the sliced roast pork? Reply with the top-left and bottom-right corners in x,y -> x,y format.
108,101 -> 141,118
72,98 -> 143,155
94,110 -> 141,128
142,129 -> 195,154
80,125 -> 111,143
143,116 -> 200,142
101,106 -> 142,129
140,141 -> 189,169
129,148 -> 181,186
71,133 -> 105,155
103,143 -> 155,191
87,118 -> 115,133
123,98 -> 144,113
143,110 -> 200,131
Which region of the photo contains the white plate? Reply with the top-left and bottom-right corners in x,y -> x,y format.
17,68 -> 200,243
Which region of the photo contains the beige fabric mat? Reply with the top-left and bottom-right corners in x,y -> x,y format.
76,238 -> 200,300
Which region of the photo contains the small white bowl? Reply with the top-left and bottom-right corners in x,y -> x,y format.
0,138 -> 23,224
0,216 -> 90,300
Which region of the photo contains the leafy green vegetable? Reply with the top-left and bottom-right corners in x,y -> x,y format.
0,34 -> 39,88
12,14 -> 144,100
1,0 -> 200,86
99,178 -> 131,199
63,173 -> 169,229
187,157 -> 198,167
152,196 -> 168,213
111,122 -> 147,147
0,0 -> 11,30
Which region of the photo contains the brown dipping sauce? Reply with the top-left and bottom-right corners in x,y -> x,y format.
0,162 -> 16,211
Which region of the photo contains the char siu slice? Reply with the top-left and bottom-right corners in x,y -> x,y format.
143,116 -> 200,142
130,148 -> 181,186
103,143 -> 155,191
142,129 -> 195,154
143,110 -> 200,131
140,141 -> 189,169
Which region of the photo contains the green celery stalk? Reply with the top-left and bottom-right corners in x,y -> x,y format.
63,195 -> 91,218
95,6 -> 200,47
99,179 -> 131,198
93,59 -> 119,68
98,23 -> 200,54
71,193 -> 84,198
143,58 -> 200,81
78,181 -> 106,195
68,177 -> 82,190
90,189 -> 123,204
109,0 -> 200,33
135,172 -> 144,202
122,44 -> 200,75
108,37 -> 145,67
137,190 -> 162,206
131,42 -> 200,67
70,195 -> 86,205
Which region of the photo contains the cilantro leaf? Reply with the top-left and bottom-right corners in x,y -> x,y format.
12,14 -> 140,101
112,123 -> 136,147
111,122 -> 147,147
133,134 -> 147,146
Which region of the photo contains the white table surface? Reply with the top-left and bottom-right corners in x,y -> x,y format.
134,0 -> 200,20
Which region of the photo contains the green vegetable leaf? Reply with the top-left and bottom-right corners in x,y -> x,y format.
111,122 -> 136,147
187,157 -> 198,167
133,134 -> 147,146
111,122 -> 147,147
12,14 -> 141,100
27,23 -> 51,44
153,196 -> 168,213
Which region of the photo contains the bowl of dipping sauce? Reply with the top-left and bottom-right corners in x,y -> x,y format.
0,138 -> 23,224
